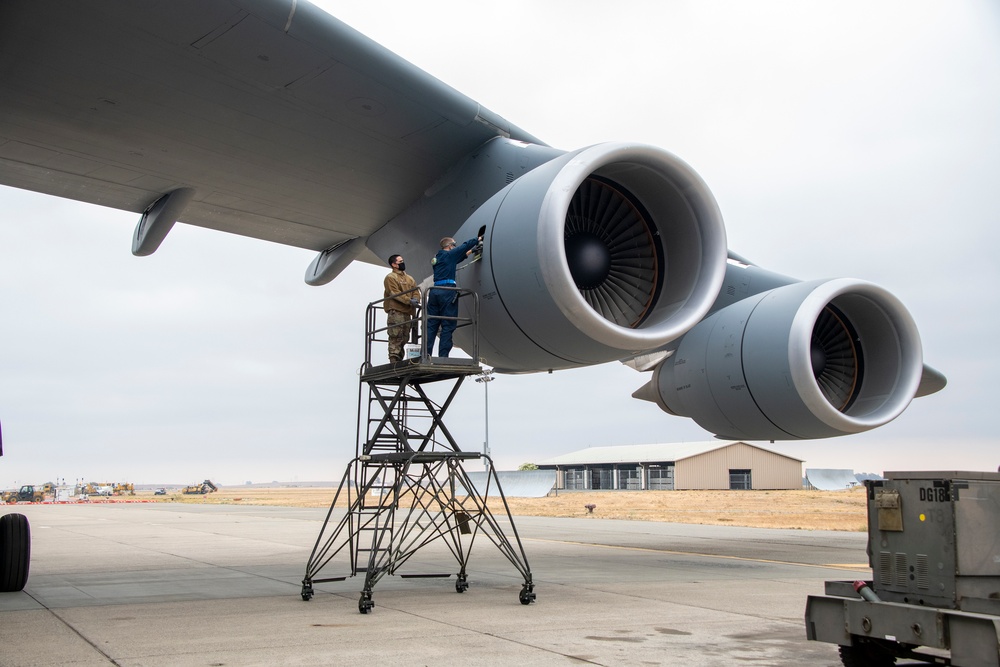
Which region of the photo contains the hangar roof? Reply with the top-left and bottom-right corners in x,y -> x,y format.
537,441 -> 804,467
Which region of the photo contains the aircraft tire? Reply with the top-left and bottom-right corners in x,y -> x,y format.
0,512 -> 31,592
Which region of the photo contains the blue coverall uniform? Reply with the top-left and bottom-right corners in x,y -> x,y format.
425,238 -> 479,357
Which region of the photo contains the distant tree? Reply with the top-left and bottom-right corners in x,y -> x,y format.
518,462 -> 538,471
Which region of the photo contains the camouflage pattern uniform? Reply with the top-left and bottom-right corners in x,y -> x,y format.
383,267 -> 418,363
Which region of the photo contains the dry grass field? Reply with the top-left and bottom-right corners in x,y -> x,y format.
140,486 -> 869,532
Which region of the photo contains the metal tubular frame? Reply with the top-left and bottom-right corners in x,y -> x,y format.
362,285 -> 479,368
301,292 -> 534,613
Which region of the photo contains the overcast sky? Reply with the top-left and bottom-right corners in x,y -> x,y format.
1,1 -> 998,487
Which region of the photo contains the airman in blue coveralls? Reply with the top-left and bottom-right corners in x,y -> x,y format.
425,235 -> 480,357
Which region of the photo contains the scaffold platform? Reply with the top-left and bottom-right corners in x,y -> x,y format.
300,287 -> 534,613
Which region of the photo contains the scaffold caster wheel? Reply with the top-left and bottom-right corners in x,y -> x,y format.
300,581 -> 314,601
455,574 -> 468,593
519,584 -> 535,605
358,592 -> 374,614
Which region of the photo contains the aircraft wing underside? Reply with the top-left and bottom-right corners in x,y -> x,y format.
0,0 -> 945,441
0,0 -> 542,254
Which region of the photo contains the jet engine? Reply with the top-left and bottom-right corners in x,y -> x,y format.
452,142 -> 728,371
636,278 -> 924,440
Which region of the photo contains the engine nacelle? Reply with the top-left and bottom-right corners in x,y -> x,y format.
638,279 -> 924,440
452,142 -> 728,371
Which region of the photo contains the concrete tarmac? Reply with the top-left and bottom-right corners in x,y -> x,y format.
1,503 -> 871,666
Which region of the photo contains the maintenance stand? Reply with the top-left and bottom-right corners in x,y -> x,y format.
301,287 -> 535,614
806,470 -> 1000,666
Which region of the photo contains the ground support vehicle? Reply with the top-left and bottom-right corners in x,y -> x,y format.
806,471 -> 1000,666
182,480 -> 218,495
2,485 -> 45,504
79,483 -> 112,496
111,483 -> 134,496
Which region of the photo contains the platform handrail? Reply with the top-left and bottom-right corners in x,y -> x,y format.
362,286 -> 479,369
362,286 -> 420,370
418,286 -> 480,362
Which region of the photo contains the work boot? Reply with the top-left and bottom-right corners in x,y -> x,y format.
389,355 -> 401,364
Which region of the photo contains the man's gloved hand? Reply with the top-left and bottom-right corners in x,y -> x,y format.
409,298 -> 420,307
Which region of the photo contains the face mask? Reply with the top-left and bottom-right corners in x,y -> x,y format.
396,262 -> 406,271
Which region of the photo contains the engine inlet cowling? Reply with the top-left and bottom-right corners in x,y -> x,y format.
643,279 -> 924,440
453,142 -> 728,371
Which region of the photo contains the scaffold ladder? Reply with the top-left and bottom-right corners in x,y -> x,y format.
300,289 -> 534,613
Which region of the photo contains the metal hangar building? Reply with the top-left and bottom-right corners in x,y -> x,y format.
537,441 -> 804,491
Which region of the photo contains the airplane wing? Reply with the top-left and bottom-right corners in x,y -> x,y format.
0,0 -> 542,256
0,1 -> 944,441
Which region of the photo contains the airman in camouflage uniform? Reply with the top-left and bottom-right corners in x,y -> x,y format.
383,254 -> 419,363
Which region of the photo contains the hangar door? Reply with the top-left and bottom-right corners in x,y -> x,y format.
647,464 -> 675,490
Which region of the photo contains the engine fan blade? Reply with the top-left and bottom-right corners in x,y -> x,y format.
811,306 -> 861,411
565,177 -> 660,328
